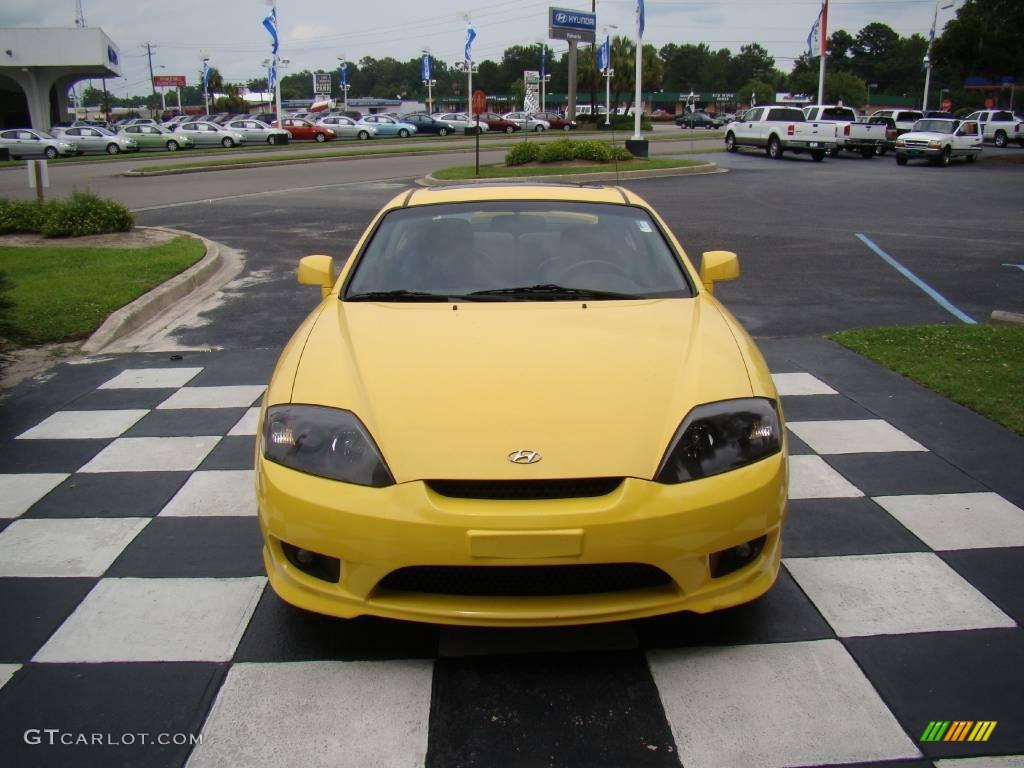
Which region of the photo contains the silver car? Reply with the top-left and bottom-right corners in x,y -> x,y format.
225,119 -> 291,145
503,112 -> 551,132
0,128 -> 78,159
59,125 -> 138,155
175,121 -> 247,148
316,116 -> 377,140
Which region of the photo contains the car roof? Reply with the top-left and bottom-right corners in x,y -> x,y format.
391,184 -> 644,209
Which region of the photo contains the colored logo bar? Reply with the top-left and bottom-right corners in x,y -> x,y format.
921,721 -> 997,742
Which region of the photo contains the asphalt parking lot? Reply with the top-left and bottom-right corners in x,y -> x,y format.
0,143 -> 1022,767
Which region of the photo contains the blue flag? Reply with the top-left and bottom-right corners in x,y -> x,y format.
540,46 -> 546,78
597,35 -> 610,71
636,0 -> 645,39
268,59 -> 276,91
202,60 -> 210,88
465,24 -> 476,62
422,53 -> 431,81
340,62 -> 347,86
263,7 -> 279,56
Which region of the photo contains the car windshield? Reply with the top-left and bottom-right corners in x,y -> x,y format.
913,120 -> 956,134
345,201 -> 694,301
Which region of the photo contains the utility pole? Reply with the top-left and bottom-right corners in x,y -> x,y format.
145,42 -> 158,116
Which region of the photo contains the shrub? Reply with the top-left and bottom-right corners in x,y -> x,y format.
505,142 -> 541,166
538,138 -> 578,163
0,199 -> 51,235
571,140 -> 613,162
40,192 -> 134,238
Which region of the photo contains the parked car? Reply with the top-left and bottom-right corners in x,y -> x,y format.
119,124 -> 195,151
895,118 -> 982,166
253,112 -> 278,124
174,121 -> 247,147
803,105 -> 886,158
259,183 -> 787,625
327,109 -> 363,121
675,112 -> 723,129
432,113 -> 490,132
358,115 -> 417,138
865,116 -> 898,155
315,116 -> 376,140
476,112 -> 521,133
275,118 -> 337,142
0,128 -> 78,159
869,109 -> 924,138
161,115 -> 194,129
503,112 -> 550,131
725,106 -> 836,160
532,112 -> 576,131
962,109 -> 1023,147
58,125 -> 138,155
397,114 -> 457,136
124,118 -> 159,127
225,119 -> 291,145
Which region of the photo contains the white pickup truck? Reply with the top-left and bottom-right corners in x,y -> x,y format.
894,118 -> 982,167
802,105 -> 887,158
963,109 -> 1023,148
724,106 -> 837,161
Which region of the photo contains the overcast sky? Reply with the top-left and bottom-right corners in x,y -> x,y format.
2,0 -> 955,98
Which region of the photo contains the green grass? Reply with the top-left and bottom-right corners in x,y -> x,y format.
832,325 -> 1024,434
0,236 -> 204,346
432,158 -> 707,180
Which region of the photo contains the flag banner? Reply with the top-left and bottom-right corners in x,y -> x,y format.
268,59 -> 276,91
340,62 -> 347,86
422,53 -> 431,81
637,0 -> 645,39
202,60 -> 210,87
465,24 -> 476,62
263,7 -> 279,55
597,35 -> 610,71
807,6 -> 823,57
540,47 -> 546,78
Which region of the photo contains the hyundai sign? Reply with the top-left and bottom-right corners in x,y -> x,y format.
549,7 -> 596,43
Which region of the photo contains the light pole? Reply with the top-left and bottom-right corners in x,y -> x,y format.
599,26 -> 616,126
421,49 -> 435,113
922,0 -> 954,112
337,56 -> 350,112
867,82 -> 877,111
537,41 -> 551,113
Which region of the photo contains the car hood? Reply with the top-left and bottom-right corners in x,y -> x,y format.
287,297 -> 753,483
900,131 -> 954,141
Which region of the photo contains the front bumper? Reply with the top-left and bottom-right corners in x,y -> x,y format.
257,454 -> 788,627
896,145 -> 942,158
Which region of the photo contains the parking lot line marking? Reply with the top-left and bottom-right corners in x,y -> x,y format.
855,234 -> 976,325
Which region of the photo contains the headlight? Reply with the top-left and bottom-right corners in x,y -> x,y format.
928,139 -> 942,148
262,405 -> 394,487
654,398 -> 781,484
895,138 -> 905,146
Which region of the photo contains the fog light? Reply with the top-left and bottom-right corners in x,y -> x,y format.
709,535 -> 767,578
281,541 -> 341,583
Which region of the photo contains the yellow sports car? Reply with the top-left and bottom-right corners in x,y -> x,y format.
256,184 -> 787,626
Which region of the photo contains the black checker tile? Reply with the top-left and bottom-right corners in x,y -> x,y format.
0,439 -> 110,473
824,452 -> 986,498
0,520 -> 10,535
780,394 -> 875,422
783,498 -> 930,558
185,351 -> 276,387
105,517 -> 264,578
65,388 -> 177,411
197,436 -> 255,470
940,548 -> 1024,627
233,586 -> 439,661
844,629 -> 1024,759
786,430 -> 814,456
427,651 -> 681,768
25,472 -> 189,519
0,578 -> 96,662
815,761 -> 934,768
0,662 -> 227,768
123,408 -> 247,438
634,568 -> 833,648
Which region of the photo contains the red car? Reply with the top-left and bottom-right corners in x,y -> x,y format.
532,112 -> 577,131
274,118 -> 336,142
476,112 -> 521,133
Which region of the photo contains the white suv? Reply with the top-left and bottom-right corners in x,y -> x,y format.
963,110 -> 1023,148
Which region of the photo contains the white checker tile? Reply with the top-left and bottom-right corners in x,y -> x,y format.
0,664 -> 20,691
874,492 -> 1024,551
0,518 -> 149,577
156,385 -> 266,410
771,372 -> 838,396
788,455 -> 863,499
33,577 -> 265,663
187,660 -> 432,768
784,552 -> 1016,637
0,474 -> 68,519
648,639 -> 920,768
16,409 -> 149,440
788,419 -> 928,454
227,407 -> 261,436
159,470 -> 255,517
99,367 -> 203,389
78,436 -> 221,473
937,758 -> 1024,768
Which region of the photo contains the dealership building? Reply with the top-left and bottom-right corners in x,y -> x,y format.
0,27 -> 121,130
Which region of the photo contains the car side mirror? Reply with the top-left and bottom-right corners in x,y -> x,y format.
297,255 -> 336,299
700,250 -> 740,293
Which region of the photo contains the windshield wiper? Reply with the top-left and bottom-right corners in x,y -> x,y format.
467,284 -> 635,300
345,290 -> 452,302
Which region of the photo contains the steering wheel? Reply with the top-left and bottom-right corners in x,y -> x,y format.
554,259 -> 633,282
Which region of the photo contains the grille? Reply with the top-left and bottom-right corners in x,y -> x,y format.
426,478 -> 623,500
377,563 -> 671,596
903,139 -> 930,147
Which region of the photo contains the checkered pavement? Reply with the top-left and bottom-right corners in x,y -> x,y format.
0,342 -> 1021,768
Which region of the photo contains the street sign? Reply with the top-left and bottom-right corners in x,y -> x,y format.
941,98 -> 952,111
548,6 -> 596,43
313,73 -> 332,95
472,89 -> 486,115
153,75 -> 186,87
523,71 -> 540,112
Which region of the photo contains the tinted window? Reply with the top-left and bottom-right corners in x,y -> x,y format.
345,201 -> 693,301
768,108 -> 806,121
821,107 -> 856,121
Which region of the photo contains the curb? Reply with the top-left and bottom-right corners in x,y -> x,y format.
990,310 -> 1024,326
417,161 -> 722,187
81,227 -> 243,353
